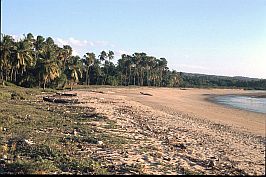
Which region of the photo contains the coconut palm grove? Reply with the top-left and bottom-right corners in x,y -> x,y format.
1,33 -> 265,90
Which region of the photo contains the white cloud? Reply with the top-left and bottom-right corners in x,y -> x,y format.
55,37 -> 113,48
56,38 -> 69,46
54,37 -> 116,57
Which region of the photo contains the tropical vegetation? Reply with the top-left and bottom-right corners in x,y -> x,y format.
1,33 -> 265,90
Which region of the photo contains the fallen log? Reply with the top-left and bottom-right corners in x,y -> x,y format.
56,92 -> 77,96
90,90 -> 104,94
43,96 -> 78,104
140,92 -> 153,96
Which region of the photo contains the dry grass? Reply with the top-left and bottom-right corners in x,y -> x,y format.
0,85 -> 129,174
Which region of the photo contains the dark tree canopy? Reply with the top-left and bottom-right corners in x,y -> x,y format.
1,33 -> 265,90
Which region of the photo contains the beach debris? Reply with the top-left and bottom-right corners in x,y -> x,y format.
163,156 -> 171,161
146,125 -> 152,131
172,142 -> 187,150
56,92 -> 77,96
43,96 -> 78,104
205,159 -> 215,169
97,141 -> 103,145
142,155 -> 149,161
72,129 -> 78,136
90,90 -> 104,94
24,139 -> 35,145
140,92 -> 153,96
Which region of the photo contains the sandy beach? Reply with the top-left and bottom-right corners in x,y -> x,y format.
61,87 -> 266,175
110,87 -> 266,136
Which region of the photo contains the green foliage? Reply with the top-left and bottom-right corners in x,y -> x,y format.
1,33 -> 265,90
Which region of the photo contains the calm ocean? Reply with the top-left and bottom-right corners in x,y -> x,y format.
213,95 -> 266,114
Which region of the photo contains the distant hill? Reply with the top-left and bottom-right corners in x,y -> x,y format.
181,72 -> 262,81
179,72 -> 266,90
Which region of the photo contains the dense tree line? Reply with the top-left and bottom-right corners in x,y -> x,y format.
0,33 -> 182,89
1,33 -> 265,90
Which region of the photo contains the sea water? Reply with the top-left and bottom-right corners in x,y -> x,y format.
213,95 -> 266,114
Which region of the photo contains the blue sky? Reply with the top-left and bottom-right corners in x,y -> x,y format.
2,0 -> 266,78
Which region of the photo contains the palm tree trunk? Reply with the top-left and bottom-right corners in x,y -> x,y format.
141,69 -> 144,86
129,67 -> 131,85
10,68 -> 14,82
125,69 -> 127,86
137,72 -> 140,86
38,73 -> 41,87
87,66 -> 90,85
5,70 -> 8,81
160,70 -> 162,87
96,76 -> 99,85
14,70 -> 17,82
120,73 -> 123,86
147,69 -> 150,86
86,67 -> 89,85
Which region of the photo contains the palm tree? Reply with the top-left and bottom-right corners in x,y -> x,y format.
14,39 -> 35,76
132,53 -> 142,86
26,33 -> 35,51
124,55 -> 133,85
145,56 -> 155,86
158,58 -> 167,86
98,51 -> 107,84
99,50 -> 107,64
169,70 -> 181,87
41,59 -> 60,90
62,45 -> 72,68
92,58 -> 102,85
35,35 -> 45,56
66,56 -> 83,90
105,50 -> 114,84
139,53 -> 147,86
0,34 -> 15,84
117,57 -> 126,86
83,52 -> 95,85
107,51 -> 114,62
37,36 -> 60,89
34,35 -> 45,87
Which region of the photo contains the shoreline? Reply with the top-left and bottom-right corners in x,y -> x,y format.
107,87 -> 265,136
205,93 -> 266,115
68,87 -> 265,175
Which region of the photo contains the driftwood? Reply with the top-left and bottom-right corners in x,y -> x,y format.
43,96 -> 78,104
56,92 -> 77,96
140,92 -> 153,96
90,90 -> 104,94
